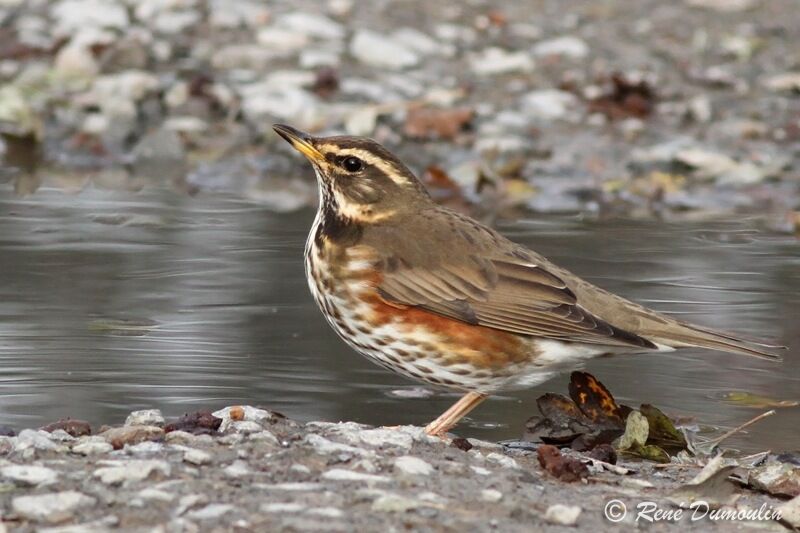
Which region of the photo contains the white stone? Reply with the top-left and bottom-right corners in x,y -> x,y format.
257,27 -> 310,53
1,465 -> 58,486
12,491 -> 96,524
187,504 -> 235,520
126,441 -> 165,455
277,12 -> 344,40
350,30 -> 420,70
471,466 -> 491,476
14,430 -> 61,452
299,49 -> 341,69
92,70 -> 159,102
480,489 -> 503,502
391,28 -> 447,56
763,72 -> 800,93
393,456 -> 434,476
125,409 -> 165,427
223,460 -> 251,478
371,494 -> 424,512
305,434 -> 371,456
544,504 -> 582,526
532,36 -> 589,59
52,0 -> 129,35
209,0 -> 269,28
469,48 -> 534,76
321,469 -> 391,483
521,89 -> 578,121
485,453 -> 520,469
239,85 -> 321,129
53,45 -> 98,81
260,482 -> 324,491
153,10 -> 200,34
93,460 -> 171,485
138,488 -> 175,502
261,502 -> 304,513
226,421 -> 263,434
359,429 -> 413,450
183,448 -> 212,466
308,507 -> 344,518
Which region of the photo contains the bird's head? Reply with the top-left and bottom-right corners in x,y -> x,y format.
273,124 -> 430,223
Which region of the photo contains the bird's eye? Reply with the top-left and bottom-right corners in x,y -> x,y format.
341,156 -> 363,173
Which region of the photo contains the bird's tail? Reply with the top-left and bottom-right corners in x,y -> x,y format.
650,321 -> 785,361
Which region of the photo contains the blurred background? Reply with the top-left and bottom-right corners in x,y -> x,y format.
0,0 -> 798,451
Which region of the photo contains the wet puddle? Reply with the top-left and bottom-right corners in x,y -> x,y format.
0,185 -> 798,452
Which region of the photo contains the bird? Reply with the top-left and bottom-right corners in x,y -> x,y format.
272,123 -> 783,438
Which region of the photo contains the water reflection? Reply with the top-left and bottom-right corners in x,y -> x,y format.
0,185 -> 797,452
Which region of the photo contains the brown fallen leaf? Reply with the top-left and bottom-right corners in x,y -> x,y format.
586,443 -> 618,465
403,107 -> 473,140
312,67 -> 339,99
40,418 -> 92,437
164,411 -> 222,435
537,444 -> 589,482
568,371 -> 628,426
450,437 -> 473,452
587,73 -> 656,119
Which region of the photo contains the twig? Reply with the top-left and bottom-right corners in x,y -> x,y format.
706,410 -> 776,449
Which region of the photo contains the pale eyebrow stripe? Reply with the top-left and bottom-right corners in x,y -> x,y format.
318,146 -> 406,185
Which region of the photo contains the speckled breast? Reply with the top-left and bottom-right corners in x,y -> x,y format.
303,228 -> 537,393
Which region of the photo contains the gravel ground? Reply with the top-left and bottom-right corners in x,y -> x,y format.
0,0 -> 798,225
1,1 -> 799,530
0,406 -> 797,532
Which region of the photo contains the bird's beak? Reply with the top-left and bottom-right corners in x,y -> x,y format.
273,124 -> 325,164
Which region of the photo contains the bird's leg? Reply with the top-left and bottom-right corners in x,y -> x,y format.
424,391 -> 488,438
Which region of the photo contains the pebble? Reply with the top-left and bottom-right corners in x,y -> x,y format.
52,0 -> 129,35
1,464 -> 59,486
125,409 -> 165,427
223,460 -> 251,478
321,469 -> 392,483
480,489 -> 503,502
260,482 -> 325,491
183,448 -> 212,466
486,453 -> 520,469
14,429 -> 62,452
261,502 -> 305,513
308,507 -> 344,518
371,494 -> 424,512
471,466 -> 492,476
394,456 -> 434,476
102,425 -> 164,450
532,36 -> 589,59
137,488 -> 175,502
277,12 -> 345,40
12,491 -> 96,524
187,503 -> 235,520
305,433 -> 371,456
350,30 -> 420,70
763,72 -> 800,94
469,48 -> 534,76
359,429 -> 414,450
93,460 -> 171,485
544,504 -> 582,526
521,90 -> 578,121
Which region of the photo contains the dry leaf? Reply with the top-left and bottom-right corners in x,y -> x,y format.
403,107 -> 473,139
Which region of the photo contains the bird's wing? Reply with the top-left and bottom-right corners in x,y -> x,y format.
373,235 -> 657,350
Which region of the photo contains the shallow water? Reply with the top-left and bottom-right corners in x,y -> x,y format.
1,185 -> 798,452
